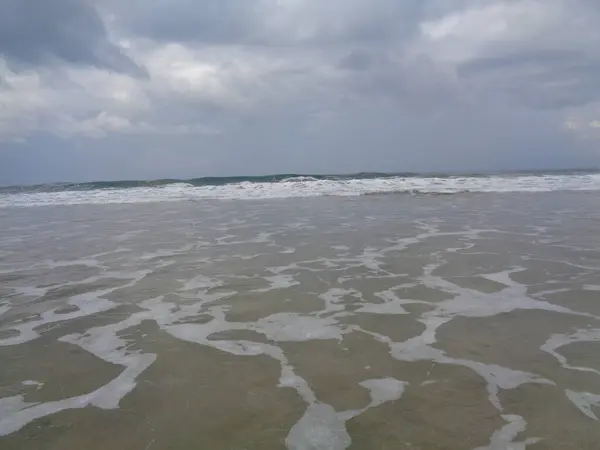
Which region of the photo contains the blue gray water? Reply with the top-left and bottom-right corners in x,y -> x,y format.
1,181 -> 600,449
1,171 -> 600,207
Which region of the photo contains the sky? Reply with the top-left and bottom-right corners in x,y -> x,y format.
1,0 -> 600,185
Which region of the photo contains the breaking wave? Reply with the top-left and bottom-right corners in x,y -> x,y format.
1,171 -> 600,208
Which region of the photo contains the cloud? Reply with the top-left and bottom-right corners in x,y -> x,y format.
2,0 -> 600,184
0,0 -> 145,76
415,0 -> 600,109
109,0 -> 424,46
564,102 -> 600,140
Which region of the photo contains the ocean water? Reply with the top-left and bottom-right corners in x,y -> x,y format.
1,172 -> 600,449
2,170 -> 600,208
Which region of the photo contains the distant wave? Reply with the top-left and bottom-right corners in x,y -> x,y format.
1,171 -> 600,208
0,173 -> 412,194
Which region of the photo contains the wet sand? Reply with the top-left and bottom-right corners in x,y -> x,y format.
1,192 -> 600,449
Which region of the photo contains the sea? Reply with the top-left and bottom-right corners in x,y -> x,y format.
1,171 -> 600,449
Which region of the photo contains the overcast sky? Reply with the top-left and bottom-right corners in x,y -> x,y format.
1,0 -> 600,184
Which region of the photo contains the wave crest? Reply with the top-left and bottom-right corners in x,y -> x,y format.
2,173 -> 600,208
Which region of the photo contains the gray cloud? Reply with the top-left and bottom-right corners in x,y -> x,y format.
338,49 -> 391,71
457,48 -> 600,109
115,0 -> 261,45
2,0 -> 600,185
110,0 -> 425,46
0,0 -> 145,76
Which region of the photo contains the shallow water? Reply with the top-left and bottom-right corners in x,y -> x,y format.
1,192 -> 600,449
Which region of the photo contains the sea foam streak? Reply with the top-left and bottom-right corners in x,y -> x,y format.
1,173 -> 600,208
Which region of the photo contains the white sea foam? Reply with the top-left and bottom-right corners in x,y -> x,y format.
286,403 -> 353,450
357,286 -> 429,315
285,378 -> 406,450
359,378 -> 406,409
474,415 -> 540,450
261,274 -> 300,291
0,304 -> 10,317
0,270 -> 151,347
359,266 -> 587,411
0,298 -> 166,436
254,313 -> 347,342
0,292 -> 117,347
2,173 -> 600,207
540,328 -> 600,377
566,390 -> 600,420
